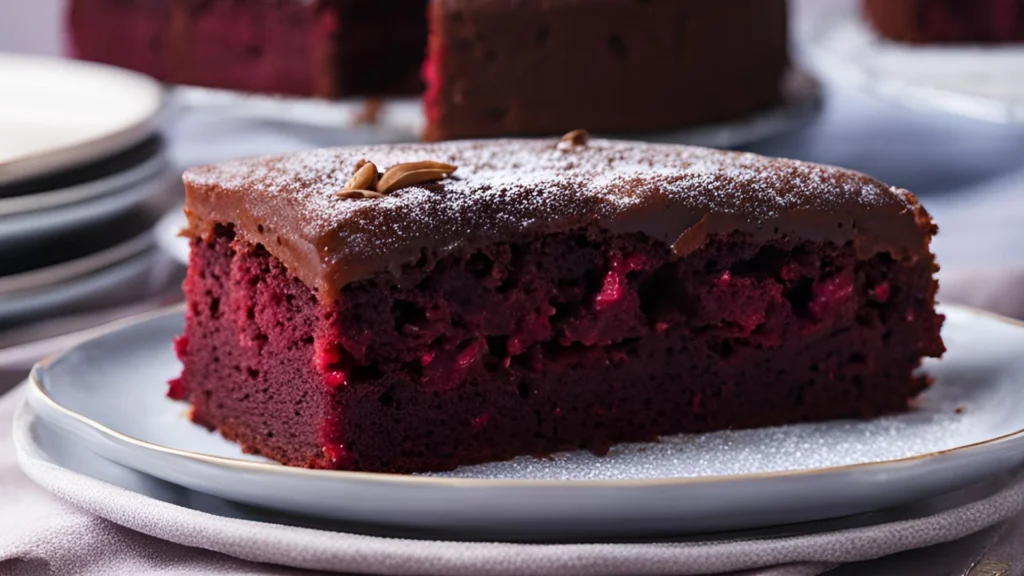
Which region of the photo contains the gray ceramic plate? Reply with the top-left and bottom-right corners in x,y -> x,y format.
0,228 -> 155,296
0,250 -> 162,326
0,168 -> 174,251
25,304 -> 1024,539
13,399 -> 1024,553
0,140 -> 167,218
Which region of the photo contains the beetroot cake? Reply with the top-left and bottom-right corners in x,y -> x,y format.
167,0 -> 323,97
864,0 -> 1024,43
67,0 -> 788,138
168,0 -> 427,97
320,0 -> 429,97
68,0 -> 427,97
174,136 -> 944,474
422,0 -> 789,141
68,0 -> 171,81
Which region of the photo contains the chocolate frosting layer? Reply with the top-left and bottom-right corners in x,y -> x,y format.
183,138 -> 936,298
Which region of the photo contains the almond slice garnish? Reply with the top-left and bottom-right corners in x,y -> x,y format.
377,161 -> 457,195
341,161 -> 380,193
557,128 -> 590,151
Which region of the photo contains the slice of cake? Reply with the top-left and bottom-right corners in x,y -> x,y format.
173,133 -> 944,474
422,0 -> 790,140
68,0 -> 171,81
167,0 -> 322,97
864,0 -> 1024,43
320,0 -> 429,97
168,0 -> 427,97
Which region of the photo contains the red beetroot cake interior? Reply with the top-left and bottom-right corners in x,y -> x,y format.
168,0 -> 322,97
172,138 -> 944,474
71,0 -> 428,98
68,0 -> 788,138
864,0 -> 1024,43
324,0 -> 428,97
69,0 -> 171,81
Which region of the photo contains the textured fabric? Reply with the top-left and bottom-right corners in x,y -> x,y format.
6,382 -> 1024,576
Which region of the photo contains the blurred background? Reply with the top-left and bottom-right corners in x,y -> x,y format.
0,0 -> 1022,377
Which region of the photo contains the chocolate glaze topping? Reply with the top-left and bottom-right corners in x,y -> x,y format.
183,138 -> 936,298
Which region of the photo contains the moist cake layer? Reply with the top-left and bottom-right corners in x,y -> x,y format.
168,0 -> 321,96
68,0 -> 170,80
422,0 -> 789,140
177,225 -> 942,472
864,0 -> 1024,43
176,137 -> 944,473
67,0 -> 786,137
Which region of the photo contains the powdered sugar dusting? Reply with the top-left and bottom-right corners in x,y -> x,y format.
183,138 -> 921,290
425,409 -> 976,481
424,352 -> 992,481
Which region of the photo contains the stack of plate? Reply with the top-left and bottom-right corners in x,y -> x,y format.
0,54 -> 178,328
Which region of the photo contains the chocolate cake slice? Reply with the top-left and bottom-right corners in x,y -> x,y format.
167,0 -> 323,97
174,134 -> 944,474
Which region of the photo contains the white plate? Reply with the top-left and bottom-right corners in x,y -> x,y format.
25,304 -> 1024,539
154,205 -> 189,265
13,401 -> 1024,561
0,251 -> 165,326
0,226 -> 155,295
0,54 -> 164,186
0,167 -> 174,251
0,137 -> 167,218
170,69 -> 822,150
804,0 -> 1024,123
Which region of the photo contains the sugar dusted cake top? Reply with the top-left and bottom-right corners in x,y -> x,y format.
183,137 -> 935,297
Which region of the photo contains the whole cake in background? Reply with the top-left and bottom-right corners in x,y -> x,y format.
864,0 -> 1024,43
66,0 -> 790,140
170,132 -> 945,474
